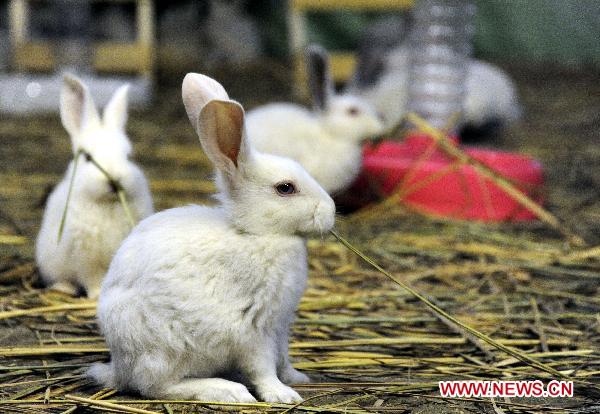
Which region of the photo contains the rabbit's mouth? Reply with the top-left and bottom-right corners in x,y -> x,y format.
294,216 -> 328,237
308,201 -> 336,234
108,180 -> 119,194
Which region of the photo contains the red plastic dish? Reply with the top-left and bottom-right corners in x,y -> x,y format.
355,134 -> 544,222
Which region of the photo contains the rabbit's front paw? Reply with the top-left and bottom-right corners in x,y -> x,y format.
257,382 -> 302,403
279,367 -> 310,385
49,281 -> 79,296
86,287 -> 101,300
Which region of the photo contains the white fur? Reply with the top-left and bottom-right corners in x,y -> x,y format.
89,74 -> 336,404
245,48 -> 384,195
35,75 -> 153,299
350,45 -> 522,130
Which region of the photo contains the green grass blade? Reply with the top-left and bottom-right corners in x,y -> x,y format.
57,150 -> 82,243
82,150 -> 135,229
117,187 -> 136,228
330,229 -> 569,379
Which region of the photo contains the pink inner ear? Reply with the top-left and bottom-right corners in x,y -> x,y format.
226,147 -> 239,167
215,104 -> 243,168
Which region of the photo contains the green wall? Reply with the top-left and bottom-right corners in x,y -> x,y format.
474,0 -> 600,65
276,1 -> 600,66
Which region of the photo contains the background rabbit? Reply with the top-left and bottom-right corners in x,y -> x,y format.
348,44 -> 522,133
88,73 -> 336,403
35,75 -> 154,299
245,45 -> 385,195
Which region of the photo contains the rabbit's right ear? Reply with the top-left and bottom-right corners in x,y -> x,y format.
347,51 -> 387,92
103,84 -> 130,131
306,44 -> 334,112
60,74 -> 100,141
198,99 -> 248,177
182,73 -> 229,132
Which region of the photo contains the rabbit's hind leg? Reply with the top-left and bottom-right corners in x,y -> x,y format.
130,352 -> 255,403
157,378 -> 257,403
276,329 -> 309,384
278,362 -> 310,385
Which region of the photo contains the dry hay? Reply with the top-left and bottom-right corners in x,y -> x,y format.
1,214 -> 599,413
0,65 -> 599,413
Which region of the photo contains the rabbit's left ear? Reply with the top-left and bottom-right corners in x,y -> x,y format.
306,44 -> 334,112
60,74 -> 101,139
103,84 -> 130,131
182,73 -> 230,132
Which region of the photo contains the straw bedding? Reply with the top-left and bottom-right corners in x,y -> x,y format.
0,65 -> 598,413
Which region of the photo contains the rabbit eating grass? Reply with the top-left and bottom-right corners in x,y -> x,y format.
88,74 -> 336,403
35,75 -> 153,299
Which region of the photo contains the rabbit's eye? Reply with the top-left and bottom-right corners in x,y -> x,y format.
275,182 -> 296,196
347,106 -> 360,116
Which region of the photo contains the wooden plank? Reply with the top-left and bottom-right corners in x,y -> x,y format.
93,42 -> 152,74
330,52 -> 357,82
292,0 -> 413,11
8,0 -> 154,76
13,42 -> 152,74
136,0 -> 155,76
14,42 -> 54,72
8,0 -> 28,45
288,5 -> 309,96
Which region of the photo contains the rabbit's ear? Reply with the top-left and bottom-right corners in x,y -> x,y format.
103,84 -> 130,131
60,74 -> 100,139
198,99 -> 248,177
182,73 -> 229,132
347,50 -> 387,92
306,44 -> 334,112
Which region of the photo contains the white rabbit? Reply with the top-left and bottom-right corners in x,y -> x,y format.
348,45 -> 522,131
245,45 -> 385,195
88,73 -> 336,403
35,75 -> 153,299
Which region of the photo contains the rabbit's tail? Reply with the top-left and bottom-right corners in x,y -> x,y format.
88,362 -> 117,388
